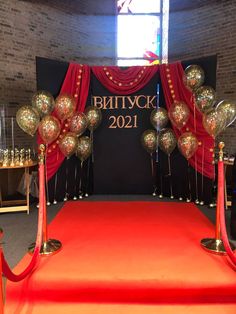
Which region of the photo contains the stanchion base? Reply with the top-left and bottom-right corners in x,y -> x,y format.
200,238 -> 235,255
28,239 -> 62,256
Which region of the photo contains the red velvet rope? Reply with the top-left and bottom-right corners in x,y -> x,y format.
1,163 -> 44,282
218,159 -> 236,265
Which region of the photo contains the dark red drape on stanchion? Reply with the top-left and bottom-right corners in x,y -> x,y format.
38,63 -> 91,181
92,65 -> 159,95
159,62 -> 215,179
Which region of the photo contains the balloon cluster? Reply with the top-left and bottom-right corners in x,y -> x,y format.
141,106 -> 177,157
16,90 -> 102,162
183,64 -> 236,138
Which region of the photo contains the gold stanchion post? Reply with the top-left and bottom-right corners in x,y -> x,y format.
200,142 -> 235,254
0,228 -> 4,314
28,145 -> 62,255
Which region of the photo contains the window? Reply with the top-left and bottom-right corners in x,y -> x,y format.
117,0 -> 169,66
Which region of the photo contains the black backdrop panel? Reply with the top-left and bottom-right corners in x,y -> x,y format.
36,55 -> 216,203
91,73 -> 160,194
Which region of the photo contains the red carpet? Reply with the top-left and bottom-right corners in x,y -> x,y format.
5,201 -> 236,313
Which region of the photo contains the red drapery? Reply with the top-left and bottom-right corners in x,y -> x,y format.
38,63 -> 90,181
40,62 -> 214,181
159,62 -> 215,179
92,65 -> 159,95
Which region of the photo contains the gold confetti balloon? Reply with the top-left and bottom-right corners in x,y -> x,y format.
59,132 -> 78,158
168,101 -> 190,130
184,64 -> 205,91
195,86 -> 216,113
54,93 -> 76,122
141,129 -> 158,154
85,106 -> 102,131
150,107 -> 169,131
32,90 -> 55,117
202,108 -> 227,139
16,105 -> 40,136
158,128 -> 177,155
76,136 -> 92,162
178,132 -> 198,160
38,115 -> 61,144
216,100 -> 236,128
69,112 -> 88,136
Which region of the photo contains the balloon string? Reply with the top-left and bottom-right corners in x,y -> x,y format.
201,142 -> 205,202
64,158 -> 68,199
45,145 -> 50,204
193,95 -> 197,133
150,153 -> 156,194
159,156 -> 163,196
79,161 -> 83,194
168,154 -> 171,176
85,158 -> 90,195
168,154 -> 173,197
74,162 -> 78,197
53,151 -> 59,202
194,154 -> 199,201
187,161 -> 192,201
90,131 -> 94,163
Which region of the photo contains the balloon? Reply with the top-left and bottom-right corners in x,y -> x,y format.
32,90 -> 55,117
150,107 -> 169,131
59,132 -> 78,157
158,128 -> 177,155
54,93 -> 76,122
38,115 -> 61,144
202,108 -> 227,138
16,105 -> 40,136
141,129 -> 158,154
178,132 -> 198,160
69,112 -> 88,136
76,136 -> 92,162
216,100 -> 236,128
85,106 -> 102,131
195,86 -> 216,113
168,101 -> 190,130
183,65 -> 205,91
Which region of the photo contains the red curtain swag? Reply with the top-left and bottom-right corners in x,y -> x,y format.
92,65 -> 159,95
159,62 -> 215,179
38,63 -> 90,181
39,62 -> 214,181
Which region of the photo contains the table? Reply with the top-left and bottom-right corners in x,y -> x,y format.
0,162 -> 37,214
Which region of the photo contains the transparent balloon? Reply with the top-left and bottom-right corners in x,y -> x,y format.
183,64 -> 205,91
150,107 -> 169,131
85,106 -> 102,131
54,93 -> 76,122
32,90 -> 55,117
216,100 -> 236,128
69,112 -> 88,136
16,105 -> 40,137
38,115 -> 61,144
59,132 -> 78,157
141,129 -> 158,154
168,101 -> 190,130
202,108 -> 227,139
178,132 -> 198,160
76,136 -> 92,162
194,86 -> 216,113
158,128 -> 177,155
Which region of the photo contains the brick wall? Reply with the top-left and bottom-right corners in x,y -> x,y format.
0,0 -> 116,148
169,0 -> 236,154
